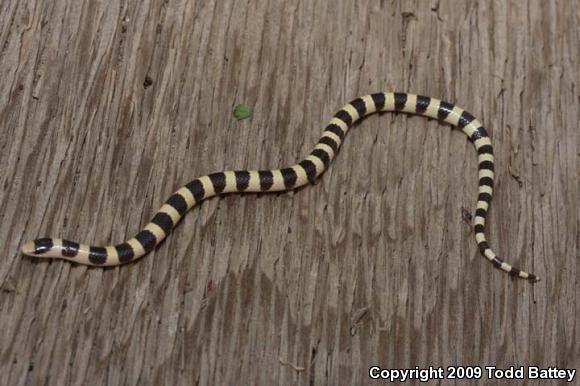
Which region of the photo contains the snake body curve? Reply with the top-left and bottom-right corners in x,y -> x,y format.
21,92 -> 538,282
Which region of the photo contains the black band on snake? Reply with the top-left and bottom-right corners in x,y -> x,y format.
21,92 -> 539,282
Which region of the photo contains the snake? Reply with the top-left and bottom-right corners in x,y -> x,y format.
21,92 -> 539,282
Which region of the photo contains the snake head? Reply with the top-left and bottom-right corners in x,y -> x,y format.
21,238 -> 55,257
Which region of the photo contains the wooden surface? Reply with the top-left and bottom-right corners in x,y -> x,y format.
0,0 -> 578,384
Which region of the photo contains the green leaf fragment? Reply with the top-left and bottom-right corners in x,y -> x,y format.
233,104 -> 252,120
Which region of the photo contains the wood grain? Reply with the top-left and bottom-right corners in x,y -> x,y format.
0,0 -> 578,384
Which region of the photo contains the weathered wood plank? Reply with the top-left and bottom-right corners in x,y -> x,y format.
0,0 -> 578,384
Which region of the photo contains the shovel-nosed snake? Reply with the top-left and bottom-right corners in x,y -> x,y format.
21,92 -> 539,282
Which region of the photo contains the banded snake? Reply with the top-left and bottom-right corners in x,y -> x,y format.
21,92 -> 539,282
